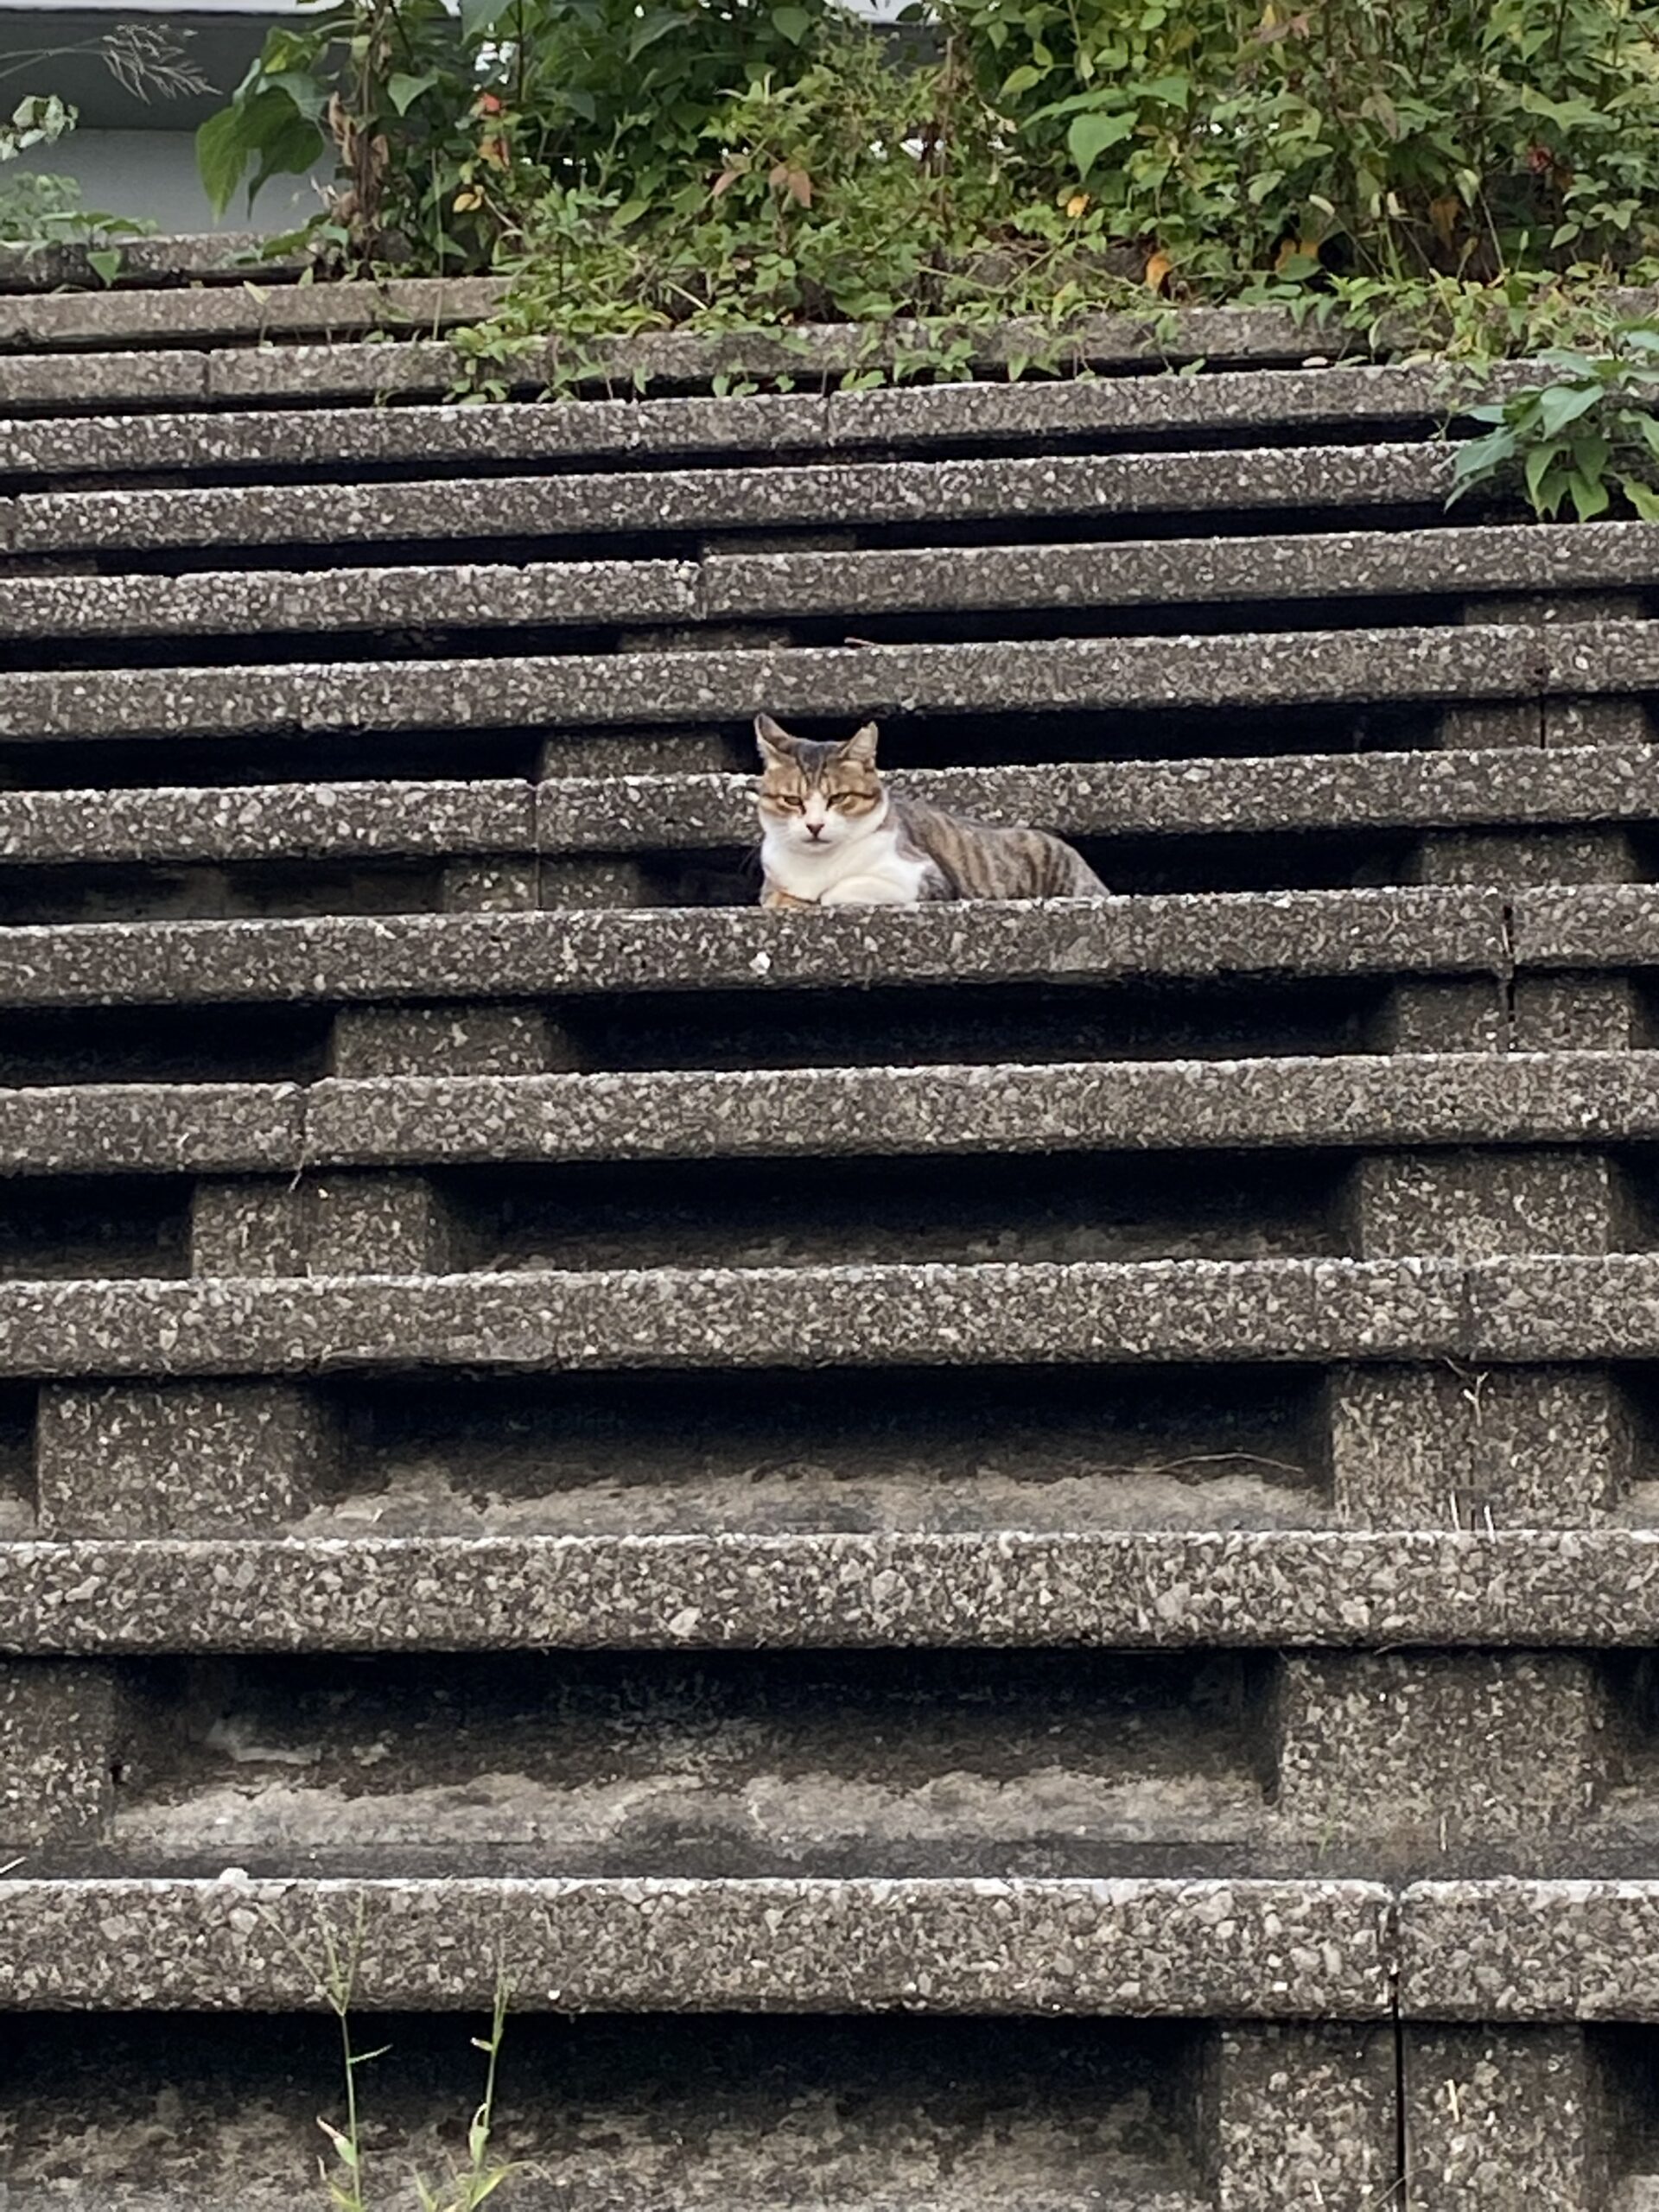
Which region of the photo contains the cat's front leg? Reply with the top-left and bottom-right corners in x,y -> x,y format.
761,885 -> 815,909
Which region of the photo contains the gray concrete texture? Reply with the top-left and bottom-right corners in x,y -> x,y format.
0,1874 -> 1394,2013
14,1529 -> 1659,1650
7,745 -> 1659,866
4,521 -> 1659,645
0,889 -> 1516,1006
5,1051 -> 1659,1176
3,442 -> 1459,557
0,620 -> 1641,743
0,359 -> 1533,478
7,292 -> 1659,2198
0,299 -> 1379,413
0,1255 -> 1653,1378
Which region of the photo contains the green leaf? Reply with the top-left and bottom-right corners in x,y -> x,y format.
1523,438 -> 1570,508
628,11 -> 684,58
264,69 -> 328,124
464,2172 -> 516,2206
1567,468 -> 1611,522
1066,109 -> 1135,181
1620,476 -> 1659,520
196,88 -> 322,218
772,4 -> 813,41
317,2118 -> 359,2171
458,0 -> 515,38
1537,382 -> 1602,436
86,247 -> 122,287
1138,74 -> 1191,107
1000,63 -> 1046,97
196,105 -> 252,219
1447,425 -> 1518,497
387,72 -> 439,116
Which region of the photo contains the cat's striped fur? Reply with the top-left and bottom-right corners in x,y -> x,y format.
753,714 -> 1107,906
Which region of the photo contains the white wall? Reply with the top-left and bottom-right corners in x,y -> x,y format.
9,126 -> 323,232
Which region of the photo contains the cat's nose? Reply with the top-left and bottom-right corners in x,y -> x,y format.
806,822 -> 826,839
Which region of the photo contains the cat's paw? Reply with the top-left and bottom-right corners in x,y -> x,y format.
760,887 -> 815,909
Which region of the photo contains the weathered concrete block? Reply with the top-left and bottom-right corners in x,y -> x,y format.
191,1174 -> 453,1274
331,1004 -> 571,1077
537,730 -> 737,776
1512,976 -> 1644,1051
540,857 -> 653,909
1351,1149 -> 1622,1258
440,858 -> 540,912
1438,702 -> 1542,749
1548,695 -> 1652,747
1327,1364 -> 1630,1526
1404,2025 -> 1608,2209
190,1179 -> 310,1274
1205,2022 -> 1397,2211
1438,591 -> 1649,752
1377,980 -> 1507,1052
1274,1652 -> 1608,1847
308,1173 -> 453,1274
35,1380 -> 331,1537
1415,827 -> 1639,887
0,1660 -> 118,1847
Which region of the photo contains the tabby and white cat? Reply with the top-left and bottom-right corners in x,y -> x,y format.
753,713 -> 1106,906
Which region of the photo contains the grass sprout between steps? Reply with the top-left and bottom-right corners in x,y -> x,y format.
261,1901 -> 529,2209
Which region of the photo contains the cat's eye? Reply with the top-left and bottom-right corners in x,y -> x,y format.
828,791 -> 861,809
771,792 -> 805,810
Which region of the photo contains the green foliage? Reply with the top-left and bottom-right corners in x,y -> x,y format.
194,0 -> 1659,397
0,29 -> 203,252
195,0 -> 838,266
0,168 -> 157,261
938,0 -> 1659,281
1449,324 -> 1659,518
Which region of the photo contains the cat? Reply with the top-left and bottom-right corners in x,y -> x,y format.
753,713 -> 1108,907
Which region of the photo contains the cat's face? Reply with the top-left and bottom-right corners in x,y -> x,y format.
753,714 -> 885,853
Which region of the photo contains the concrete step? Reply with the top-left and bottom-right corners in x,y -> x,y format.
1,1255 -> 1657,1377
2,290 -> 1655,413
8,520 -> 1656,644
0,892 -> 1510,1007
0,442 -> 1465,557
2,1052 -> 1652,1176
0,623 -> 1637,745
0,278 -> 507,354
5,1530 -> 1659,1651
0,302 -> 1394,415
0,363 -> 1531,480
0,1872 -> 1388,2011
1,749 -> 1649,867
0,232 -> 289,293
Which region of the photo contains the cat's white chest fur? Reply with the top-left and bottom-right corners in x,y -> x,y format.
762,814 -> 935,905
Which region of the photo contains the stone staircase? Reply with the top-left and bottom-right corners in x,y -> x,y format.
2,253 -> 1659,2207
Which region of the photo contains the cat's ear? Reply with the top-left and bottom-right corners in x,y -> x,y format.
837,721 -> 879,766
754,713 -> 797,760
